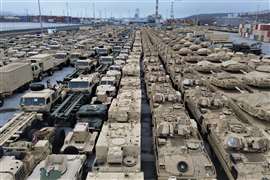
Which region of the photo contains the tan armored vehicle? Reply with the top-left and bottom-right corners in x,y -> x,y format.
184,86 -> 270,180
178,48 -> 192,56
28,154 -> 87,180
0,156 -> 26,180
108,90 -> 141,123
209,73 -> 243,90
221,60 -> 249,73
231,92 -> 270,122
196,48 -> 211,56
87,172 -> 144,180
195,60 -> 220,73
61,122 -> 98,154
93,123 -> 141,172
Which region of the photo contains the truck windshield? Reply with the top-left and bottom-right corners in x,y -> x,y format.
55,54 -> 66,59
100,81 -> 113,86
20,97 -> 45,106
109,67 -> 120,71
70,54 -> 79,58
76,61 -> 89,66
100,58 -> 112,63
69,81 -> 89,88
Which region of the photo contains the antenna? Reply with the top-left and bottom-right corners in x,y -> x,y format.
170,1 -> 174,19
37,0 -> 43,33
155,0 -> 159,23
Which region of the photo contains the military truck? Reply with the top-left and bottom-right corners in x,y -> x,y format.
53,51 -> 70,68
99,56 -> 114,66
0,63 -> 34,102
75,59 -> 97,73
69,51 -> 81,66
67,73 -> 100,94
61,122 -> 98,155
28,154 -> 87,180
28,53 -> 55,77
77,104 -> 108,131
20,84 -> 65,113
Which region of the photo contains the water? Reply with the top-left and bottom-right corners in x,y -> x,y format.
0,22 -> 74,31
0,66 -> 75,126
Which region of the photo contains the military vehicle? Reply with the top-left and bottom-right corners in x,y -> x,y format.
28,53 -> 55,77
93,123 -> 141,173
20,84 -> 65,113
99,56 -> 114,66
67,73 -> 100,94
86,172 -> 144,180
93,76 -> 117,104
75,59 -> 97,73
108,90 -> 141,123
61,122 -> 98,155
53,51 -> 70,68
184,86 -> 270,179
0,156 -> 26,180
28,154 -> 87,180
77,104 -> 108,131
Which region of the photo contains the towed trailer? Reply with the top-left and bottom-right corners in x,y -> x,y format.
50,93 -> 89,127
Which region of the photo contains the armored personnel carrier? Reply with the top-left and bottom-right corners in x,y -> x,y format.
108,90 -> 141,123
0,156 -> 26,180
93,123 -> 141,173
184,86 -> 270,180
61,122 -> 98,155
28,154 -> 87,180
94,76 -> 117,104
86,172 -> 144,180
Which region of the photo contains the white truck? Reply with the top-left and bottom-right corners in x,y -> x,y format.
0,63 -> 33,100
99,56 -> 114,66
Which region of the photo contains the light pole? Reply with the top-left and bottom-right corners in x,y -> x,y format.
37,0 -> 43,33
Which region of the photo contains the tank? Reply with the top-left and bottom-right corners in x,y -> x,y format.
61,122 -> 99,154
195,60 -> 220,73
77,104 -> 108,131
28,154 -> 87,180
231,92 -> 270,121
221,60 -> 249,73
93,123 -> 141,172
209,73 -> 243,90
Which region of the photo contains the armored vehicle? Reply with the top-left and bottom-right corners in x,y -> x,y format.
195,60 -> 220,73
61,122 -> 98,154
209,73 -> 244,90
0,156 -> 26,180
221,60 -> 249,73
184,86 -> 270,180
93,123 -> 141,173
28,154 -> 87,180
86,172 -> 144,180
77,104 -> 108,131
94,76 -> 117,104
108,90 -> 141,123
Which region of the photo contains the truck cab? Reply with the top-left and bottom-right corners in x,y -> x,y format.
99,56 -> 114,66
70,52 -> 80,66
53,51 -> 69,67
75,59 -> 96,72
68,73 -> 100,94
20,85 -> 63,113
106,65 -> 122,85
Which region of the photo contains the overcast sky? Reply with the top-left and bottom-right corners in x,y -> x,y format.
2,0 -> 270,18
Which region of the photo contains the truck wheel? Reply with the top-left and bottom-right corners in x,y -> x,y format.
30,83 -> 45,91
52,129 -> 65,154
